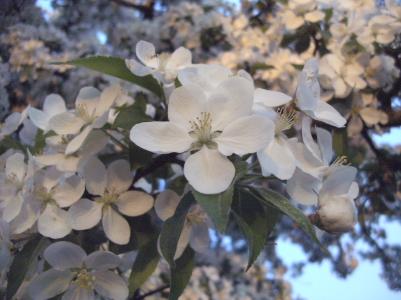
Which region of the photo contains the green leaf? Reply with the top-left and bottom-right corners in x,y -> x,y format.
159,192 -> 195,267
0,136 -> 26,155
129,237 -> 160,296
248,187 -> 322,247
6,236 -> 50,300
169,247 -> 195,300
233,189 -> 279,270
113,100 -> 152,130
59,56 -> 164,98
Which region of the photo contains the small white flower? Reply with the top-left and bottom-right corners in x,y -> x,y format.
68,157 -> 154,245
0,107 -> 29,140
27,241 -> 128,300
155,190 -> 210,259
125,40 -> 192,83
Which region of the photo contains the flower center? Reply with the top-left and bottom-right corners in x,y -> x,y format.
35,187 -> 55,205
275,107 -> 297,135
73,269 -> 95,290
76,104 -> 95,123
97,192 -> 118,206
331,155 -> 349,167
188,112 -> 221,150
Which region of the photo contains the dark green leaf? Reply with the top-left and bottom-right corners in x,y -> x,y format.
0,136 -> 26,155
159,192 -> 195,267
58,56 -> 164,98
6,236 -> 50,300
233,189 -> 279,270
129,237 -> 160,296
113,101 -> 152,130
169,247 -> 195,300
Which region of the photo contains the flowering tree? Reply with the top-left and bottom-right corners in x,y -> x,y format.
1,0 -> 401,299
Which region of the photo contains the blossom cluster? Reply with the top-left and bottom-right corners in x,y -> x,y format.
0,39 -> 360,299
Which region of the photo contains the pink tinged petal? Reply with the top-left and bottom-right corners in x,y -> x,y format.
125,58 -> 152,76
301,116 -> 322,161
102,206 -> 130,245
44,241 -> 86,270
75,87 -> 101,117
65,125 -> 93,155
106,159 -> 132,194
257,137 -> 296,180
316,127 -> 333,165
254,88 -> 292,107
2,193 -> 23,222
286,169 -> 319,205
28,107 -> 49,131
320,166 -> 357,196
61,284 -> 95,300
311,101 -> 346,128
130,121 -> 192,154
166,47 -> 192,71
38,205 -> 72,239
155,190 -> 181,221
184,146 -> 235,194
10,201 -> 39,234
85,251 -> 121,270
43,94 -> 67,117
48,112 -> 86,135
136,40 -> 158,68
68,199 -> 102,230
116,190 -> 154,217
83,157 -> 107,196
53,175 -> 85,208
6,153 -> 26,182
189,222 -> 210,253
215,115 -> 274,156
93,270 -> 129,300
208,76 -> 254,129
28,269 -> 73,300
168,84 -> 207,130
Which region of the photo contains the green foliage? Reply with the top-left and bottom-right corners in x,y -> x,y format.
58,56 -> 164,98
113,98 -> 152,130
169,247 -> 195,300
6,236 -> 50,300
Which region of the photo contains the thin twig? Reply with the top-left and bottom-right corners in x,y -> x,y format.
133,285 -> 170,300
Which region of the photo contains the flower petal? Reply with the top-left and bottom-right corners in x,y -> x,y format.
136,40 -> 158,68
9,201 -> 39,234
130,121 -> 192,154
28,269 -> 73,300
6,153 -> 26,182
85,251 -> 121,270
44,241 -> 86,270
107,160 -> 132,194
38,205 -> 72,239
189,222 -> 210,253
68,198 -> 103,230
178,64 -> 232,90
102,206 -> 130,245
310,101 -> 346,128
215,115 -> 274,156
320,166 -> 357,196
93,270 -> 129,300
83,157 -> 107,196
254,88 -> 292,107
286,168 -> 320,205
166,47 -> 192,71
61,284 -> 95,300
43,94 -> 67,117
96,85 -> 121,116
28,107 -> 49,131
125,58 -> 152,76
301,116 -> 322,161
155,190 -> 180,221
75,87 -> 101,117
316,127 -> 333,165
116,190 -> 154,217
2,193 -> 23,222
53,175 -> 85,208
65,125 -> 93,155
184,146 -> 235,194
48,112 -> 85,135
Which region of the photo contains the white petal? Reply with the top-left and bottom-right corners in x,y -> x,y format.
53,175 -> 85,208
61,284 -> 95,300
38,205 -> 72,239
348,182 -> 359,200
316,127 -> 333,165
304,10 -> 325,22
48,112 -> 85,135
254,88 -> 292,107
28,269 -> 73,300
174,221 -> 191,260
184,147 -> 235,194
155,190 -> 180,221
2,193 -> 23,222
216,115 -> 274,156
136,40 -> 158,68
28,107 -> 49,131
85,251 -> 121,270
130,121 -> 192,154
43,94 -> 67,117
116,190 -> 154,217
44,241 -> 86,270
257,137 -> 296,180
166,47 -> 192,71
40,166 -> 63,191
333,78 -> 350,98
286,169 -> 319,205
311,101 -> 346,128
102,206 -> 130,245
208,76 -> 254,129
189,222 -> 210,253
75,87 -> 101,117
68,198 -> 103,230
80,130 -> 109,155
65,125 -> 93,155
83,157 -> 107,196
320,166 -> 357,196
301,116 -> 322,161
296,75 -> 319,111
168,84 -> 207,130
9,201 -> 39,234
177,64 -> 232,90
107,159 -> 132,194
6,153 -> 26,182
93,270 -> 129,300
96,85 -> 121,116
125,58 -> 152,76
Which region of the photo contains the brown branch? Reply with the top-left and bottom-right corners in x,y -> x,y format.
132,285 -> 170,300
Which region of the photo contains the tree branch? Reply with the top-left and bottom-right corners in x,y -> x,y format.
133,285 -> 170,300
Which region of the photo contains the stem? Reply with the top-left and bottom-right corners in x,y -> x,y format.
133,285 -> 170,300
101,128 -> 129,149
